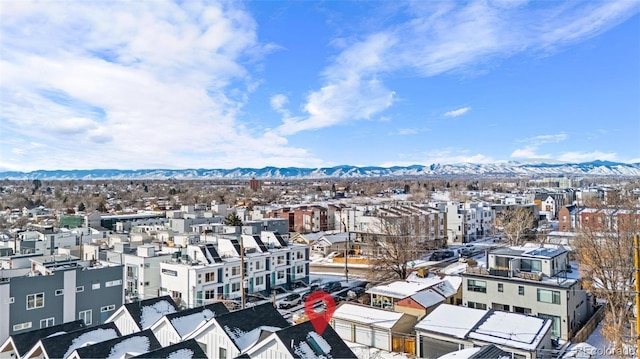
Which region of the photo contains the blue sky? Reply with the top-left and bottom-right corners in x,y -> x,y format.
1,1 -> 639,171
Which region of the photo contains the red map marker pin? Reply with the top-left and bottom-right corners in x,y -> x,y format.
303,290 -> 336,335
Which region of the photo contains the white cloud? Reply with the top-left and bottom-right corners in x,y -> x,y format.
1,0 -> 323,170
270,94 -> 289,112
443,107 -> 470,118
274,1 -> 638,136
511,133 -> 568,159
557,151 -> 617,163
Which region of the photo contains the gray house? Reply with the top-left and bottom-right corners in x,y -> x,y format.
0,254 -> 124,343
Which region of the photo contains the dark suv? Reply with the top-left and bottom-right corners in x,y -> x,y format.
322,281 -> 343,293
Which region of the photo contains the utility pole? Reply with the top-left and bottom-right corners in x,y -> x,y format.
634,233 -> 639,359
240,234 -> 246,309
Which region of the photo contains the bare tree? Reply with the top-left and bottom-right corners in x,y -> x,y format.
574,194 -> 639,354
364,215 -> 434,281
499,207 -> 535,245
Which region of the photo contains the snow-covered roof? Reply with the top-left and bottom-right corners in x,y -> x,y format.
139,300 -> 178,329
468,311 -> 551,351
333,303 -> 404,329
415,304 -> 487,339
437,347 -> 482,359
366,280 -> 431,299
408,289 -> 445,308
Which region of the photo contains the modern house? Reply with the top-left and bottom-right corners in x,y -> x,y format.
66,329 -> 161,359
0,320 -> 85,359
150,302 -> 228,346
185,303 -> 290,359
461,244 -> 592,340
0,254 -> 124,342
106,296 -> 179,336
245,320 -> 357,359
415,304 -> 552,359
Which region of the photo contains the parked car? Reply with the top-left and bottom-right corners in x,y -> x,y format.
429,250 -> 455,261
279,293 -> 302,309
347,287 -> 365,299
459,247 -> 475,257
302,286 -> 322,301
322,281 -> 343,293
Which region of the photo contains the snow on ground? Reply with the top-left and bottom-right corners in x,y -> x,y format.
345,341 -> 411,359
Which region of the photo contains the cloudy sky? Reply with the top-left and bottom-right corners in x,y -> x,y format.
1,0 -> 639,171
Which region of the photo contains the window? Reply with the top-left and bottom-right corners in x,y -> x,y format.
100,304 -> 115,312
26,293 -> 44,310
296,251 -> 304,260
205,272 -> 215,282
171,291 -> 182,299
40,317 -> 55,328
13,322 -> 32,331
79,310 -> 92,325
204,290 -> 216,300
55,289 -> 64,296
467,279 -> 487,293
296,265 -> 304,274
162,269 -> 178,276
277,256 -> 285,265
76,286 -> 84,293
255,276 -> 264,286
255,261 -> 263,270
105,280 -> 122,287
518,286 -> 525,295
467,301 -> 487,310
521,259 -> 542,272
277,271 -> 285,280
497,283 -> 503,292
539,313 -> 561,338
219,347 -> 227,359
537,289 -> 561,304
92,283 -> 100,290
231,282 -> 240,292
231,266 -> 241,276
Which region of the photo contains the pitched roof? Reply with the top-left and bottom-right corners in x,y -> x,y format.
275,321 -> 357,359
72,329 -> 161,359
470,344 -> 512,358
1,320 -> 85,357
163,302 -> 229,337
216,303 -> 289,351
123,295 -> 179,330
333,303 -> 405,329
38,322 -> 121,359
131,339 -> 207,359
407,289 -> 445,308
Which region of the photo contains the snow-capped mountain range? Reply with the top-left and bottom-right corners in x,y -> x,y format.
1,161 -> 639,180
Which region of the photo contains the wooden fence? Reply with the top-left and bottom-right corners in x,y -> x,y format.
572,304 -> 606,343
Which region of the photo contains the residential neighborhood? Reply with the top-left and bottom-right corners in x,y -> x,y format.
0,176 -> 638,358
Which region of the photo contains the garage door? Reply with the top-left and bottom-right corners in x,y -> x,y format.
373,328 -> 389,351
333,321 -> 353,341
420,336 -> 460,358
355,325 -> 374,347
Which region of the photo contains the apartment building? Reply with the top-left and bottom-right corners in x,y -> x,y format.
461,244 -> 592,341
0,254 -> 124,343
158,232 -> 309,308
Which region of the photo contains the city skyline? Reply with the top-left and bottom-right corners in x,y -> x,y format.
1,1 -> 639,171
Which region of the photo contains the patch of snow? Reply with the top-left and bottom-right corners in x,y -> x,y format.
224,325 -> 281,352
106,336 -> 150,359
436,347 -> 482,359
366,281 -> 431,299
562,342 -> 598,358
334,304 -> 403,329
344,340 -> 411,359
469,310 -> 551,350
140,300 -> 177,329
63,328 -> 119,359
45,331 -> 67,338
293,341 -> 318,359
415,304 -> 486,339
167,348 -> 194,359
170,309 -> 215,337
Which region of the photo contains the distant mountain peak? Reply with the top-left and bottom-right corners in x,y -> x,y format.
1,161 -> 639,180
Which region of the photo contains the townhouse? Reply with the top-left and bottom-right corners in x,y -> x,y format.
461,244 -> 592,341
